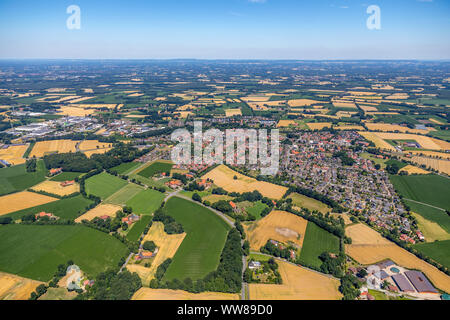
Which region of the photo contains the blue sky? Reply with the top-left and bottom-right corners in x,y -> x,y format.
0,0 -> 449,59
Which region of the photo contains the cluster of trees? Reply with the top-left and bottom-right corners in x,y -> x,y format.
78,269 -> 142,300
172,173 -> 189,184
44,152 -> 97,173
0,217 -> 13,225
30,260 -> 77,300
152,208 -> 184,234
150,228 -> 243,294
43,144 -> 149,173
333,151 -> 356,166
142,241 -> 156,252
243,258 -> 282,284
386,162 -> 400,175
260,240 -> 294,261
185,180 -> 205,192
339,274 -> 362,300
318,252 -> 345,278
25,158 -> 37,172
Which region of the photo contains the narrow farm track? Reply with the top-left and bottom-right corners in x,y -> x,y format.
404,198 -> 446,212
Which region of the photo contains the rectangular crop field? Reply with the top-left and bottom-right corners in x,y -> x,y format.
0,191 -> 58,217
125,189 -> 165,215
126,215 -> 152,242
110,162 -> 140,175
0,160 -> 47,196
85,172 -> 128,199
202,165 -> 288,200
405,200 -> 450,233
299,222 -> 340,268
390,174 -> 450,210
413,240 -> 450,269
105,183 -> 143,205
0,225 -> 128,281
49,172 -> 83,182
162,197 -> 231,281
137,161 -> 173,178
4,194 -> 94,221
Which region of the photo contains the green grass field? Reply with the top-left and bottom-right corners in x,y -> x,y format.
4,194 -> 94,221
405,200 -> 450,233
137,161 -> 173,178
85,172 -> 128,199
299,222 -> 340,268
288,193 -> 331,214
126,215 -> 152,242
0,224 -> 128,281
49,172 -> 83,182
413,240 -> 450,269
163,197 -> 231,281
105,183 -> 143,205
0,160 -> 47,196
110,162 -> 140,175
125,189 -> 165,215
245,201 -> 268,219
390,174 -> 450,211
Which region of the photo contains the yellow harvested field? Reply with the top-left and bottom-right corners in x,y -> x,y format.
249,261 -> 342,300
244,210 -> 308,251
277,120 -> 297,128
127,222 -> 186,285
374,132 -> 450,151
332,101 -> 357,108
248,100 -> 286,110
128,93 -> 144,97
306,122 -> 332,130
132,288 -> 239,300
31,181 -> 79,196
29,140 -> 78,158
202,165 -> 288,200
406,150 -> 450,160
0,272 -> 43,300
411,213 -> 450,242
359,132 -> 396,150
398,165 -> 429,175
346,224 -> 392,245
345,224 -> 450,293
58,106 -> 96,117
241,95 -> 271,103
66,96 -> 95,103
359,131 -> 450,151
429,118 -> 444,125
406,156 -> 450,175
75,204 -> 121,223
365,123 -> 431,134
360,105 -> 378,112
84,148 -> 112,158
0,144 -> 28,165
334,125 -> 365,131
225,108 -> 242,117
79,140 -> 112,151
288,99 -> 322,107
175,111 -> 193,118
0,191 -> 58,216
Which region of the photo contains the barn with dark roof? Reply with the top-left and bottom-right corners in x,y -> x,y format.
404,271 -> 438,294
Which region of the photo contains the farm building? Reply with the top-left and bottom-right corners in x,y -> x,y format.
248,261 -> 261,270
391,274 -> 415,293
60,180 -> 75,187
122,214 -> 140,225
49,168 -> 63,176
404,271 -> 438,294
35,211 -> 58,220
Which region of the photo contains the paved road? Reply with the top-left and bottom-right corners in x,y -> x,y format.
119,252 -> 134,273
